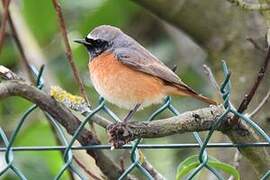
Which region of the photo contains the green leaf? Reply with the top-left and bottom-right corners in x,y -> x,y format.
176,155 -> 240,180
208,160 -> 240,180
176,155 -> 200,180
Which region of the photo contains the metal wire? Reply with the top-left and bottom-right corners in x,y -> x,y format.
0,142 -> 269,152
0,61 -> 270,180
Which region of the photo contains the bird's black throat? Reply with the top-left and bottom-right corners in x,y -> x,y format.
85,37 -> 110,58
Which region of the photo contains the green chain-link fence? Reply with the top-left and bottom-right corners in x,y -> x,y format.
0,61 -> 270,180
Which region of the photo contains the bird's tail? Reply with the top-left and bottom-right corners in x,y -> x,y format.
169,84 -> 218,105
188,92 -> 217,105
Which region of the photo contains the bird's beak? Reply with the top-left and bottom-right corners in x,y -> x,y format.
74,39 -> 92,46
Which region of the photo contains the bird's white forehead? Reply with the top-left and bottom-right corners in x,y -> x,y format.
87,33 -> 96,40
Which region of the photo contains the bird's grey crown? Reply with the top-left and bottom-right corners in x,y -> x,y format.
87,25 -> 122,43
87,25 -> 136,50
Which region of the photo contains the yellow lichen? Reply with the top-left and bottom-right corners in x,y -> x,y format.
50,86 -> 88,112
139,150 -> 145,163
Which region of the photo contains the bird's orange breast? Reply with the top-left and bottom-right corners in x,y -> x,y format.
89,52 -> 166,110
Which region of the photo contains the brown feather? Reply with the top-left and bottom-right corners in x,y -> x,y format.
167,83 -> 217,105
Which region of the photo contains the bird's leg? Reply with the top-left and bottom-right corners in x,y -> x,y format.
123,104 -> 141,123
108,104 -> 141,148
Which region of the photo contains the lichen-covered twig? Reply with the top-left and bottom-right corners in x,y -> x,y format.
50,86 -> 111,128
50,86 -> 90,113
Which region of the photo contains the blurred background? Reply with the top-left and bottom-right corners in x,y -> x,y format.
0,0 -> 270,179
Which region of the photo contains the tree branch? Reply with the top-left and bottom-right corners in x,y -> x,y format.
107,105 -> 227,146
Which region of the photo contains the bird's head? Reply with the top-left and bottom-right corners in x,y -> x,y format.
74,25 -> 123,58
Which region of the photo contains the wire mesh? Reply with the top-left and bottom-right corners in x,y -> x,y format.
0,61 -> 269,180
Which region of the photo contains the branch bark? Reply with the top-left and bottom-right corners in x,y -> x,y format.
108,105 -> 227,145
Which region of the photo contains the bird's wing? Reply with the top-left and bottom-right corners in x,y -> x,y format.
114,46 -> 187,86
113,46 -> 218,105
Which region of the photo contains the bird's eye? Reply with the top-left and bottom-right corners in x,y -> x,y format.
85,37 -> 92,43
96,39 -> 102,44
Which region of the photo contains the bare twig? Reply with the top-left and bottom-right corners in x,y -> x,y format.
74,157 -> 102,180
203,64 -> 220,91
0,0 -> 10,53
141,159 -> 165,180
227,0 -> 270,10
248,88 -> 270,117
51,0 -> 89,104
231,46 -> 270,125
247,38 -> 266,54
119,156 -> 125,173
2,0 -> 34,82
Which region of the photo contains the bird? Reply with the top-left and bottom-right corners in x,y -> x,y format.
74,25 -> 217,122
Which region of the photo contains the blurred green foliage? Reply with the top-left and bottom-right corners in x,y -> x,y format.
22,0 -> 58,45
0,0 -> 213,179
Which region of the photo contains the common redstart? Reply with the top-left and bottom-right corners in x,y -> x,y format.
75,25 -> 216,121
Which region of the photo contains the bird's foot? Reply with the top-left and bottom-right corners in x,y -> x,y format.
107,122 -> 134,149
